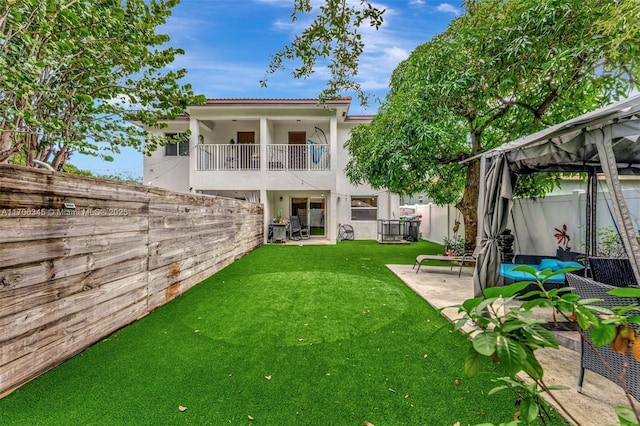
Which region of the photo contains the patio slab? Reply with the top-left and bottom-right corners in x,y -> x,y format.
387,263 -> 634,426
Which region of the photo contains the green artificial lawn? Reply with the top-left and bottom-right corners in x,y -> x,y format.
0,241 -> 569,425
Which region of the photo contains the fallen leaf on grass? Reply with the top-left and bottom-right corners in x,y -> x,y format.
453,422 -> 461,426
365,421 -> 375,426
248,415 -> 255,421
454,379 -> 461,386
265,375 -> 272,380
178,406 -> 187,412
404,394 -> 409,399
423,354 -> 428,358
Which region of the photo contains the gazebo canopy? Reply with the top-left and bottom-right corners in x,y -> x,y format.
473,95 -> 640,296
490,94 -> 640,174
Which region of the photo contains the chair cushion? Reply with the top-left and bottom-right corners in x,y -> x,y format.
500,263 -> 566,283
555,260 -> 583,270
538,258 -> 561,271
538,258 -> 583,272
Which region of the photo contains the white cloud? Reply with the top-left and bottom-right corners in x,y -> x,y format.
163,0 -> 458,110
105,94 -> 141,110
436,3 -> 462,16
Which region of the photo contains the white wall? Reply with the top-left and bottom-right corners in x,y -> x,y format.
208,120 -> 261,144
401,204 -> 465,248
334,123 -> 400,240
272,123 -> 329,144
143,123 -> 190,192
143,110 -> 401,242
511,187 -> 640,256
401,183 -> 640,256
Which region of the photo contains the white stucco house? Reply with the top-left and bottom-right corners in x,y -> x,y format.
141,97 -> 400,243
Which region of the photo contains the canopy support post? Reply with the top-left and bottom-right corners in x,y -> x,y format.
592,129 -> 640,285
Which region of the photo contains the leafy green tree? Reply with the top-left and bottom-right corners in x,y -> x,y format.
271,0 -> 640,244
262,0 -> 384,106
58,163 -> 93,177
95,171 -> 143,184
347,0 -> 640,244
0,0 -> 204,170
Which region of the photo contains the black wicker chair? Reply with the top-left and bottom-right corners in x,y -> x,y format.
589,257 -> 638,287
565,273 -> 640,401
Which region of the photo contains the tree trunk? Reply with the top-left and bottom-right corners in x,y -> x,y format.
0,125 -> 12,163
456,158 -> 481,249
51,146 -> 68,170
27,133 -> 36,167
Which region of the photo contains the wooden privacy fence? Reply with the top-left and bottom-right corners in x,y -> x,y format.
0,165 -> 263,397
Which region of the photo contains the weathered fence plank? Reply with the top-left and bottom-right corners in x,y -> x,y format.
0,216 -> 148,243
0,165 -> 263,397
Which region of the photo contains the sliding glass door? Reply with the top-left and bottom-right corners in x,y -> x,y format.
291,197 -> 325,236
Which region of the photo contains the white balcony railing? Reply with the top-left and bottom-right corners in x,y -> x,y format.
197,144 -> 260,171
196,144 -> 330,171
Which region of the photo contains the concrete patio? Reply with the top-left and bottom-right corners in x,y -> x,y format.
387,264 -> 636,426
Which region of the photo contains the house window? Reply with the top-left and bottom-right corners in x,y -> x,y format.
165,133 -> 189,156
351,196 -> 378,221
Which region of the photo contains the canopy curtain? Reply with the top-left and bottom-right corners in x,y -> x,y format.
590,128 -> 640,284
473,154 -> 513,297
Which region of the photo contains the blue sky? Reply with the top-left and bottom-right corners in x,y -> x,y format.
72,0 -> 463,178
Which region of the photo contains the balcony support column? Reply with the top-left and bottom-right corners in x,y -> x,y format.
260,118 -> 268,172
189,118 -> 200,191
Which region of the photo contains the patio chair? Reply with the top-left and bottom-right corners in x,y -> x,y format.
289,216 -> 310,240
565,273 -> 640,401
413,250 -> 477,276
588,257 -> 638,287
267,224 -> 274,243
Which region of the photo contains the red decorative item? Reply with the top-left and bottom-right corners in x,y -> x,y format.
554,224 -> 571,249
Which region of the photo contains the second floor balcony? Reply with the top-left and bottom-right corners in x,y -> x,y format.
196,144 -> 330,171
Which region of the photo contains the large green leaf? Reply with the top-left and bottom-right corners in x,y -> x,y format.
522,349 -> 544,380
609,288 -> 640,298
616,406 -> 640,425
472,332 -> 498,356
591,324 -> 617,347
519,396 -> 541,424
484,281 -> 532,298
461,296 -> 484,312
464,347 -> 485,378
495,335 -> 528,376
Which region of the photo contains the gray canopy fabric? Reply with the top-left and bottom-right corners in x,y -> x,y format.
474,94 -> 640,293
473,155 -> 513,297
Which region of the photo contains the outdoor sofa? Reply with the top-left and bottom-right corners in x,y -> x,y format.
500,254 -> 584,289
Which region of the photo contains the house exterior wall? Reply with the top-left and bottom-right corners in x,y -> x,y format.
143,121 -> 190,191
142,98 -> 400,243
334,123 -> 399,240
401,178 -> 640,255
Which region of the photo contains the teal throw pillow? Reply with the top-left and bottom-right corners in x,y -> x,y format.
555,260 -> 583,270
538,258 -> 561,271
